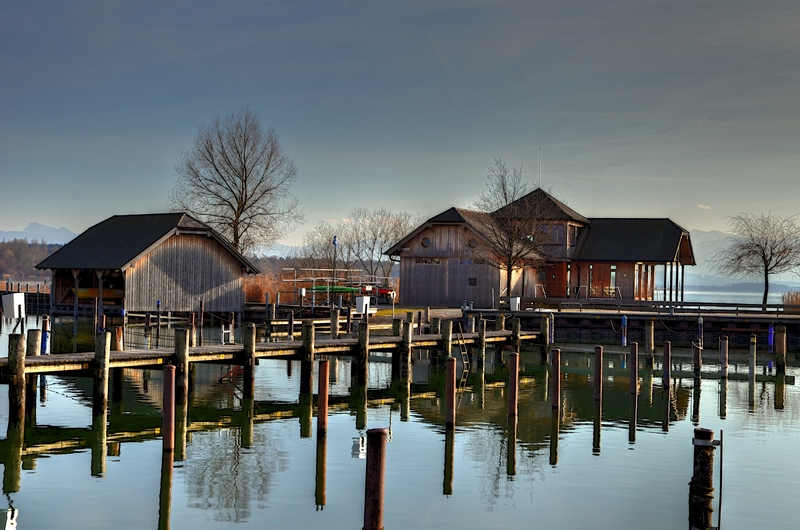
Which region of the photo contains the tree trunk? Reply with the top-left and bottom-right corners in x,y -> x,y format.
505,265 -> 513,298
763,268 -> 770,309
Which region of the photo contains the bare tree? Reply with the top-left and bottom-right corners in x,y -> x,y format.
169,107 -> 302,254
349,207 -> 420,282
473,157 -> 544,296
709,213 -> 800,306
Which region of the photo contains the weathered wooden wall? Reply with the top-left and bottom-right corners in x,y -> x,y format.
126,234 -> 244,312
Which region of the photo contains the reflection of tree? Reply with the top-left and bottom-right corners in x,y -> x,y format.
183,423 -> 290,522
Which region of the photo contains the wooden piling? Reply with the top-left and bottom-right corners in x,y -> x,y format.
775,325 -> 786,373
440,319 -> 454,356
594,345 -> 603,402
629,342 -> 638,396
749,334 -> 757,380
645,320 -> 654,355
112,326 -> 124,351
243,323 -> 257,399
288,311 -> 295,341
8,334 -> 26,429
688,427 -> 716,530
477,319 -> 487,369
431,317 -> 441,334
318,359 -> 329,435
512,318 -> 522,353
356,321 -> 369,387
446,356 -> 456,429
26,329 -> 41,415
662,341 -> 672,389
93,331 -> 111,415
495,314 -> 506,332
392,318 -> 402,337
508,352 -> 519,419
162,365 -> 175,453
330,309 -> 340,339
174,328 -> 190,404
720,336 -> 729,380
540,314 -> 550,346
363,428 -> 388,530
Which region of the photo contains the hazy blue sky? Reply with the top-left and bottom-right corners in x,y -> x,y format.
2,0 -> 798,247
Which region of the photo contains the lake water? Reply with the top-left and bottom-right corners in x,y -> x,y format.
1,336 -> 799,530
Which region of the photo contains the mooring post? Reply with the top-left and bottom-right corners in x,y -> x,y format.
495,314 -> 506,332
508,352 -> 519,420
775,325 -> 786,373
720,336 -> 729,379
288,311 -> 295,341
621,315 -> 628,347
93,331 -> 111,415
477,319 -> 487,370
330,308 -> 340,339
8,334 -> 26,427
749,334 -> 757,380
512,318 -> 522,353
363,428 -> 388,530
540,314 -> 550,347
318,359 -> 329,436
689,427 -> 717,530
776,372 -> 786,410
198,300 -> 205,347
26,329 -> 41,417
41,315 -> 50,354
446,356 -> 456,429
467,316 -> 475,333
111,326 -> 124,351
629,342 -> 638,396
431,317 -> 441,334
243,323 -> 257,399
441,320 -> 454,356
401,320 -> 413,373
174,328 -> 190,405
162,365 -> 175,453
551,348 -> 561,412
356,321 -> 369,387
768,323 -> 774,354
645,320 -> 654,355
417,311 -> 423,335
392,318 -> 402,337
663,341 -> 672,390
594,345 -> 603,402
693,342 -> 703,379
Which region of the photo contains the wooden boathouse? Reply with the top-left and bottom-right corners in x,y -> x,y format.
387,189 -> 696,307
36,213 -> 259,317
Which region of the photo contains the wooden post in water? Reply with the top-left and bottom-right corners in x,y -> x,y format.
629,342 -> 638,397
363,428 -> 388,530
93,332 -> 111,416
8,334 -> 26,429
645,320 -> 654,355
749,334 -> 757,379
356,321 -> 369,387
663,341 -> 672,390
174,328 -> 190,405
318,359 -> 329,436
441,320 -> 453,356
594,345 -> 603,402
495,314 -> 506,332
288,311 -> 295,341
540,314 -> 550,347
162,365 -> 175,453
198,300 -> 205,346
508,352 -> 519,420
512,318 -> 522,353
446,356 -> 456,430
243,323 -> 256,399
431,317 -> 441,334
26,329 -> 41,422
688,427 -> 716,530
392,318 -> 402,337
720,336 -> 729,379
775,325 -> 787,373
477,319 -> 487,370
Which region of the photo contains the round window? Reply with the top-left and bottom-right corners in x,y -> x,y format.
468,239 -> 478,248
421,238 -> 431,248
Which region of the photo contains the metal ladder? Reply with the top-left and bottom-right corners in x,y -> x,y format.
454,322 -> 470,404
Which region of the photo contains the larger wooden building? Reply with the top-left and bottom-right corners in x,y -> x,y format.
386,189 -> 695,307
36,213 -> 259,315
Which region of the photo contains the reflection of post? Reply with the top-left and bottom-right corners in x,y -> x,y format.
26,329 -> 41,427
477,319 -> 487,370
318,360 -> 329,436
363,428 -> 388,530
241,397 -> 255,449
693,342 -> 702,379
315,432 -> 328,510
592,400 -> 602,455
354,382 -> 368,431
719,380 -> 728,419
549,410 -> 559,466
628,393 -> 637,444
91,408 -> 108,477
300,358 -> 313,438
93,332 -> 111,416
3,414 -> 24,494
551,348 -> 561,412
175,390 -> 189,462
775,326 -> 787,373
688,428 -> 716,530
692,380 -> 701,425
629,342 -> 638,397
749,334 -> 757,411
645,320 -> 654,358
158,450 -> 174,530
243,323 -> 256,399
642,367 -> 654,406
508,352 -> 519,420
443,429 -> 455,495
162,365 -> 175,453
775,372 -> 786,410
356,322 -> 369,387
507,417 -> 517,477
446,356 -> 456,430
662,390 -> 671,432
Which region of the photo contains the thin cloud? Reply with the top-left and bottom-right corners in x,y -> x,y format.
428,33 -> 451,72
697,204 -> 713,210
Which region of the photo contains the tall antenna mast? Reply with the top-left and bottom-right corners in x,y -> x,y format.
538,147 -> 541,188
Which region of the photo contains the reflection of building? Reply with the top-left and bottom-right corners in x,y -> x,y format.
387,189 -> 695,307
37,213 -> 259,315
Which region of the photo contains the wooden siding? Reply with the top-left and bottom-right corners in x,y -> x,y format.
398,225 -> 498,307
125,234 -> 244,312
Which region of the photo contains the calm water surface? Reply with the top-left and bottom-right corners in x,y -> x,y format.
2,316 -> 800,529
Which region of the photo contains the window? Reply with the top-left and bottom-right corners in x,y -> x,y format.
414,258 -> 440,264
468,278 -> 477,286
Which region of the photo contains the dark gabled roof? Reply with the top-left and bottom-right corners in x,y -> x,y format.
573,218 -> 695,264
36,213 -> 259,273
386,207 -> 495,256
496,188 -> 590,224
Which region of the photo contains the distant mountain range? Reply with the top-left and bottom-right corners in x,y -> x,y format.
0,223 -> 77,245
